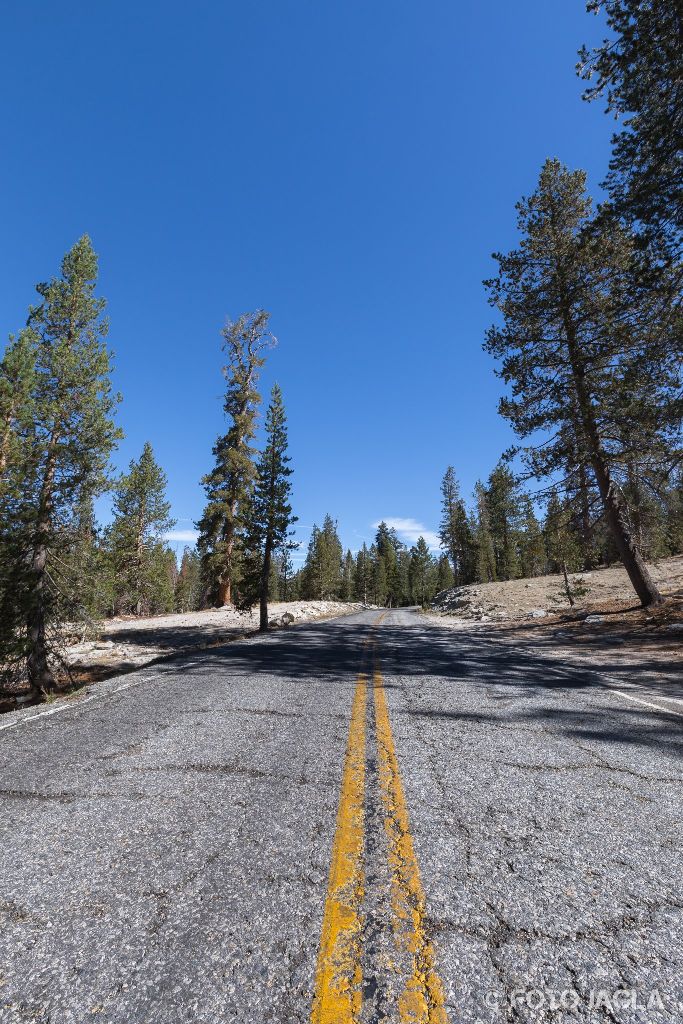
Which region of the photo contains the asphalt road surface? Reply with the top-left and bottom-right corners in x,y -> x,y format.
1,608 -> 681,1023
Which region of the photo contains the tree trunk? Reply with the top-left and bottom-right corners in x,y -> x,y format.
135,509 -> 145,616
562,561 -> 575,607
216,575 -> 231,606
259,535 -> 273,632
215,494 -> 238,607
25,438 -> 59,695
591,456 -> 662,605
216,523 -> 234,606
562,307 -> 662,607
26,533 -> 57,694
0,403 -> 15,478
577,461 -> 595,570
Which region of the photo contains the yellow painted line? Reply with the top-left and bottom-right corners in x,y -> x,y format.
312,611 -> 448,1022
311,670 -> 368,1024
373,656 -> 450,1024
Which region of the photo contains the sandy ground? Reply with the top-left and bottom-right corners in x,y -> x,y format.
427,554 -> 683,694
431,553 -> 683,622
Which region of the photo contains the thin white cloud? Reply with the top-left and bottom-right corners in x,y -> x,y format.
374,518 -> 440,550
164,529 -> 200,544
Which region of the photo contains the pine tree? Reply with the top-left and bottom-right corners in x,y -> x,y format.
320,516 -> 343,598
197,311 -> 274,607
519,496 -> 546,578
353,544 -> 372,604
373,550 -> 388,607
375,522 -> 404,606
436,553 -> 455,592
486,463 -> 522,581
409,537 -> 434,607
108,442 -> 176,616
397,547 -> 412,607
484,159 -> 680,606
275,546 -> 295,601
238,384 -> 296,630
544,489 -> 587,607
0,331 -> 40,683
663,469 -> 683,554
578,0 -> 683,255
473,481 -> 496,583
438,467 -> 473,583
2,237 -> 121,694
342,550 -> 355,601
564,444 -> 599,570
301,515 -> 343,600
0,329 -> 37,481
175,548 -> 202,612
58,494 -> 105,622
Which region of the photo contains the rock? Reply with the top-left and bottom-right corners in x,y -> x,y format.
528,609 -> 547,618
584,614 -> 605,624
664,623 -> 683,634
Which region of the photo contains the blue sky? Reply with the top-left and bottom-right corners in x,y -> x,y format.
1,2 -> 612,565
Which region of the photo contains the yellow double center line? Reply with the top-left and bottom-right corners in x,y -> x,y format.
311,620 -> 449,1023
310,668 -> 367,1022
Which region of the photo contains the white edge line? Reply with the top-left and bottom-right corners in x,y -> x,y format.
609,689 -> 683,718
511,641 -> 683,719
0,675 -> 160,733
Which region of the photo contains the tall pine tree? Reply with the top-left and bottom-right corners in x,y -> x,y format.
239,384 -> 296,631
300,516 -> 343,599
197,311 -> 273,606
3,237 -> 121,694
439,467 -> 473,584
108,442 -> 175,616
473,481 -> 496,583
484,159 -> 680,606
486,463 -> 522,581
175,548 -> 202,613
409,536 -> 434,607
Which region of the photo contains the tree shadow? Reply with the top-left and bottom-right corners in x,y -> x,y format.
160,615 -> 683,759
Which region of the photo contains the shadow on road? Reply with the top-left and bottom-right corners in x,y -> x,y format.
160,616 -> 683,760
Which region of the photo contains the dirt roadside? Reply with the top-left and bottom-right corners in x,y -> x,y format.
426,554 -> 683,695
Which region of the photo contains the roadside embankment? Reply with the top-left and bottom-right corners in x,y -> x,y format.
426,554 -> 683,695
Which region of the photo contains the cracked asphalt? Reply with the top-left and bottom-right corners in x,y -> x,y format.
1,608 -> 681,1023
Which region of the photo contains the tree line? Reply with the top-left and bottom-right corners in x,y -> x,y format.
282,446 -> 681,611
0,261 -> 296,696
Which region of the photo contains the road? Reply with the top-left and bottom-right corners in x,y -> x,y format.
1,608 -> 681,1023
